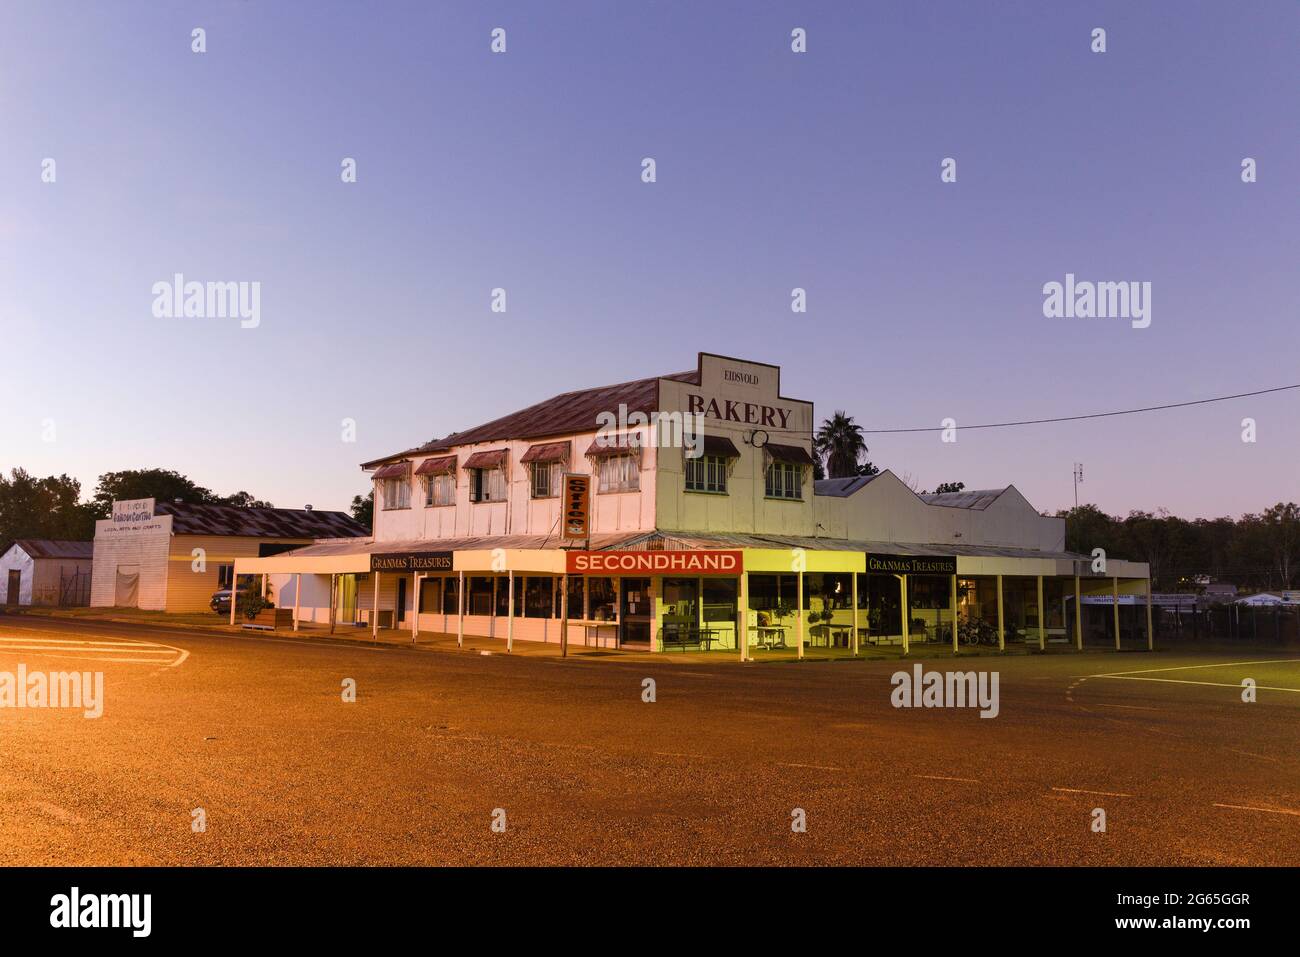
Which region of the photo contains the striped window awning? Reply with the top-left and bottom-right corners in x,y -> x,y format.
414,455 -> 457,476
585,434 -> 642,457
462,449 -> 508,470
520,441 -> 569,464
372,461 -> 411,480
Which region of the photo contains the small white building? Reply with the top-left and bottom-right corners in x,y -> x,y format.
0,540 -> 94,607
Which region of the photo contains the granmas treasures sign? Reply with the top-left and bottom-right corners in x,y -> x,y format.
370,551 -> 453,572
866,554 -> 958,575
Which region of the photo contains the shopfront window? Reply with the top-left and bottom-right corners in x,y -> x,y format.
563,576 -> 584,618
525,576 -> 554,617
662,578 -> 699,626
587,577 -> 616,621
418,576 -> 442,613
495,576 -> 524,617
443,575 -> 460,615
703,578 -> 737,624
467,576 -> 493,616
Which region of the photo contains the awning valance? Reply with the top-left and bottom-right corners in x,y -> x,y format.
585,434 -> 642,457
764,443 -> 815,467
372,461 -> 411,480
697,434 -> 740,458
415,455 -> 457,476
520,441 -> 569,465
462,449 -> 508,470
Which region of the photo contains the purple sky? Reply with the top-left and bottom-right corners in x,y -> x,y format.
2,1 -> 1296,519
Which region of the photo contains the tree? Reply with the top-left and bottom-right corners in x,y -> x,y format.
927,482 -> 965,494
814,411 -> 869,479
1260,502 -> 1300,589
0,469 -> 97,544
223,491 -> 275,509
91,469 -> 219,517
351,490 -> 374,532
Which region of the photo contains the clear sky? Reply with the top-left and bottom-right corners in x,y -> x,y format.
1,1 -> 1296,519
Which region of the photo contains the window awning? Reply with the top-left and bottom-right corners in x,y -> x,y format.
414,455 -> 457,476
462,449 -> 508,470
520,441 -> 569,464
764,443 -> 815,467
585,434 -> 642,457
372,461 -> 411,480
698,434 -> 740,458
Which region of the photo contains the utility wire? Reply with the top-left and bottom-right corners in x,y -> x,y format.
863,384 -> 1300,434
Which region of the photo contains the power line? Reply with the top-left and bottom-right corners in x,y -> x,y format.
862,384 -> 1300,434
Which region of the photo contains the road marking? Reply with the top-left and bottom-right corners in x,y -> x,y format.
914,774 -> 980,784
28,801 -> 85,825
1085,658 -> 1300,678
780,762 -> 843,771
1095,703 -> 1161,712
0,634 -> 188,668
1213,802 -> 1300,818
1051,787 -> 1133,798
1091,675 -> 1300,693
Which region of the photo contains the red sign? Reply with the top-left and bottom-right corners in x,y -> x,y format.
566,550 -> 743,575
561,473 -> 590,540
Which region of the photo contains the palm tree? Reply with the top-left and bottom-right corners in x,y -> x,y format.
815,411 -> 868,478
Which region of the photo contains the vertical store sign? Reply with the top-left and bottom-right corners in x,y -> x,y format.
562,473 -> 590,540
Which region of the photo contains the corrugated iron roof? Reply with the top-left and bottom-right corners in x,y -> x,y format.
272,530 -> 646,559
8,539 -> 94,560
154,502 -> 369,539
765,443 -> 816,466
814,475 -> 881,497
519,441 -> 570,464
414,455 -> 456,476
623,530 -> 1089,562
362,369 -> 699,468
917,489 -> 1006,510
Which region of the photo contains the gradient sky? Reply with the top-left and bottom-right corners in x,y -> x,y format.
2,1 -> 1296,520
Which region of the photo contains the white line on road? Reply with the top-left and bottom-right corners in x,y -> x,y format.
914,774 -> 980,784
1213,802 -> 1300,817
1084,658 -> 1300,678
1092,675 -> 1300,693
1051,787 -> 1134,798
780,762 -> 843,771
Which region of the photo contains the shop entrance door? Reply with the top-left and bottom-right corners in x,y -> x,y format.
620,577 -> 651,647
5,570 -> 21,606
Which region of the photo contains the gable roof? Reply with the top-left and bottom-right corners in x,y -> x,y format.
153,502 -> 368,539
814,474 -> 882,497
8,539 -> 94,560
917,488 -> 1007,510
361,369 -> 700,469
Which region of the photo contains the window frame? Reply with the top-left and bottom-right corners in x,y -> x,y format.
764,460 -> 804,501
684,453 -> 728,494
381,477 -> 412,510
530,460 -> 559,499
597,453 -> 640,493
425,472 -> 455,507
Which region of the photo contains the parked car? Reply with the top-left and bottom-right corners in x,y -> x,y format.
210,589 -> 249,616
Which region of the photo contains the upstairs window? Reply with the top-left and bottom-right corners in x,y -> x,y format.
685,454 -> 728,494
530,461 -> 559,499
425,473 -> 455,507
764,461 -> 803,500
381,477 -> 411,510
469,467 -> 506,503
597,454 -> 639,493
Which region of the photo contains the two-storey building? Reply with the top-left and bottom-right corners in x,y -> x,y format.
236,353 -> 1153,654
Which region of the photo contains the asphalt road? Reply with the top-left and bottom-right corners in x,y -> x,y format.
1,614 -> 1297,866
